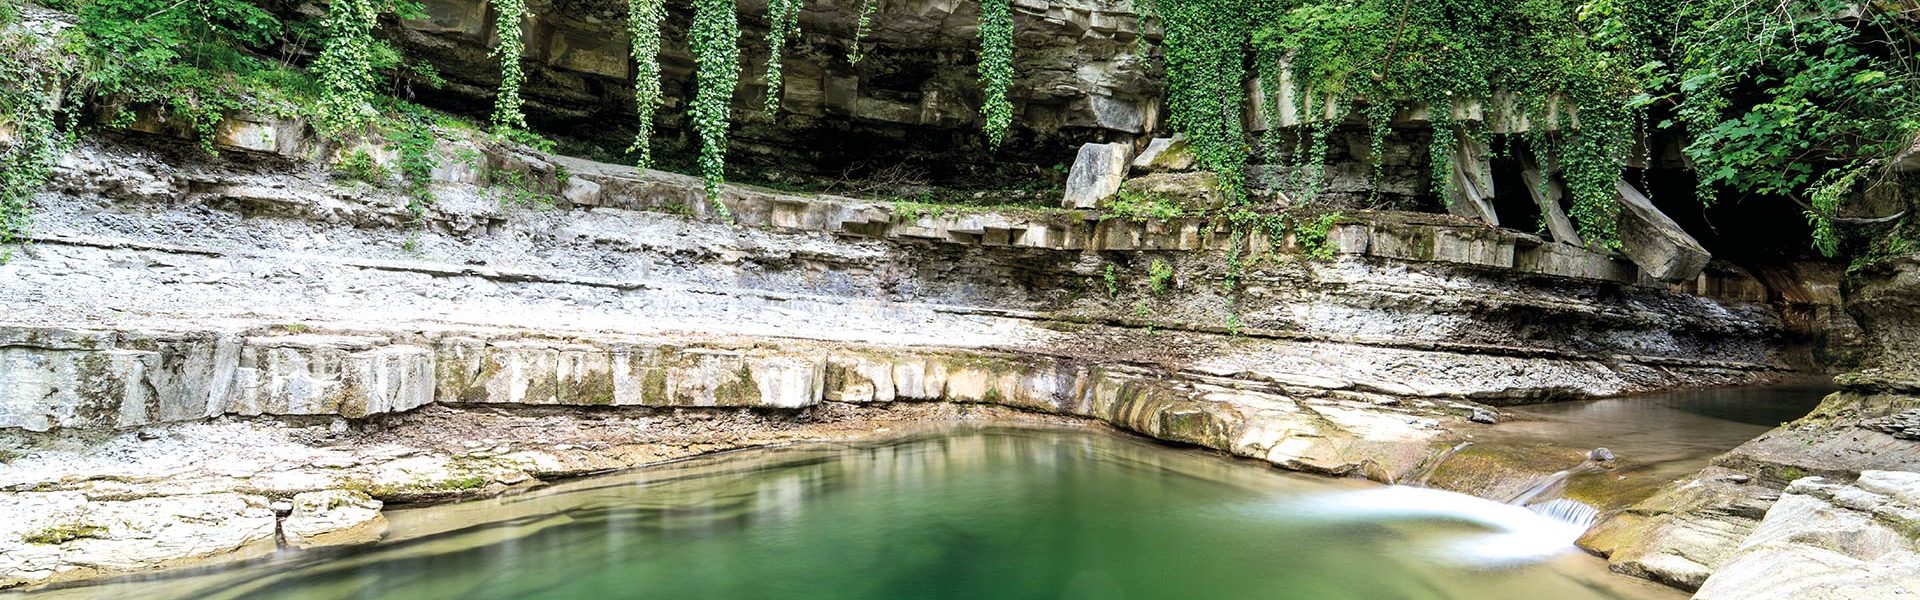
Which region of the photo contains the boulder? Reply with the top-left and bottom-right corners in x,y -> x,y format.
1616,179 -> 1711,282
1062,142 -> 1133,209
562,176 -> 603,206
281,489 -> 387,549
1112,171 -> 1224,213
1130,135 -> 1195,174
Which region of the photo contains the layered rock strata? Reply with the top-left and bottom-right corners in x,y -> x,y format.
0,129 -> 1816,590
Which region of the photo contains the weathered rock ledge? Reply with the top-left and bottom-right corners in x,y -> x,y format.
0,124 -> 1822,591
1580,379 -> 1920,593
1,328 -> 1483,590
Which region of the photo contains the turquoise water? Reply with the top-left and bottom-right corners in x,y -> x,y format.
35,428 -> 1680,599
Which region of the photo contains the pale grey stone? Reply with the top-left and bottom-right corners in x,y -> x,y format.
1062,142 -> 1133,209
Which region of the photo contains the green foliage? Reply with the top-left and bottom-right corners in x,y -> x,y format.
1103,263 -> 1119,297
762,0 -> 803,115
1144,0 -> 1917,252
1849,220 -> 1915,274
849,0 -> 878,64
488,0 -> 529,132
1148,0 -> 1254,200
1804,165 -> 1866,257
1250,0 -> 1644,246
690,0 -> 740,211
976,0 -> 1014,148
390,105 -> 438,220
1,23 -> 75,262
488,169 -> 556,210
312,0 -> 382,134
1293,210 -> 1340,259
1674,0 -> 1918,217
1147,259 -> 1174,294
59,0 -> 309,145
1106,188 -> 1184,222
627,0 -> 665,165
336,148 -> 389,184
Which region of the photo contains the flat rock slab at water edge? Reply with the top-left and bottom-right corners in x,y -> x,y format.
283,490 -> 389,549
1693,471 -> 1920,600
0,492 -> 277,589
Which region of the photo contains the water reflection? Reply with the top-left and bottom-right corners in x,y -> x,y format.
1485,383 -> 1830,483
19,426 -> 1683,600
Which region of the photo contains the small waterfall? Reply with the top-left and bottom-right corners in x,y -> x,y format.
1507,448 -> 1614,528
1275,486 -> 1594,566
1528,498 -> 1600,528
1388,445 -> 1613,535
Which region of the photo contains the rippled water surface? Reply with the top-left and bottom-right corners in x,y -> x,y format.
36,427 -> 1684,600
1486,383 -> 1832,484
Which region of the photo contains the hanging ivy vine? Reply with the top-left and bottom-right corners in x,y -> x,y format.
313,0 -> 383,134
689,0 -> 741,208
976,0 -> 1014,148
763,0 -> 804,115
489,0 -> 529,132
1148,0 -> 1254,202
848,0 -> 879,64
0,26 -> 76,262
626,0 -> 665,165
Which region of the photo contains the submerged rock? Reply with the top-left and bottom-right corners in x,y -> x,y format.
282,490 -> 388,549
1469,407 -> 1500,424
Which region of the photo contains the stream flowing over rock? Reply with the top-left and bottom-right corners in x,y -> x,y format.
1,5 -> 1910,593
0,130 -> 1820,590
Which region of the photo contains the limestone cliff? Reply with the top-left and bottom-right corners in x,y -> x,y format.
378,0 -> 1160,182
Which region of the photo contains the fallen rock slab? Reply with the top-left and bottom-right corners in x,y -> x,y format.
1062,142 -> 1132,209
1616,179 -> 1710,282
282,489 -> 388,548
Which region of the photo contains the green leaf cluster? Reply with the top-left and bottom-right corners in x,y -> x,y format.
976,0 -> 1014,148
763,0 -> 804,115
627,0 -> 665,165
690,0 -> 741,209
489,0 -> 529,132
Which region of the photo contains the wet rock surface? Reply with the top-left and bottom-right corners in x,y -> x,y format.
0,122 -> 1831,592
282,490 -> 388,549
1582,385 -> 1920,592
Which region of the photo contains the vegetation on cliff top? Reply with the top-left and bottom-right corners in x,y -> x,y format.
1148,0 -> 1916,254
1,0 -> 1914,260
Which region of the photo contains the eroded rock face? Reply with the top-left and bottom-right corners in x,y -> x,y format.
0,492 -> 277,589
1846,256 -> 1920,378
283,490 -> 388,549
1693,472 -> 1920,600
1581,388 -> 1920,591
388,0 -> 1162,182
